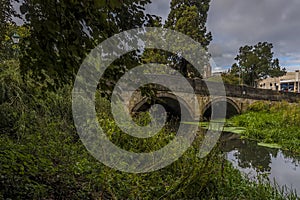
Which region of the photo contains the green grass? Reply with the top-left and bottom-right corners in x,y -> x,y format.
228,101 -> 300,153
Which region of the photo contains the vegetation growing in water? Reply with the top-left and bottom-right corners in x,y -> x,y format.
229,101 -> 300,154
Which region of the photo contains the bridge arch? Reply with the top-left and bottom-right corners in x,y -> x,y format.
132,93 -> 194,121
202,97 -> 241,121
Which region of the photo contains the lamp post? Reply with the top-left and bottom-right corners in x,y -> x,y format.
11,33 -> 20,57
11,33 -> 20,44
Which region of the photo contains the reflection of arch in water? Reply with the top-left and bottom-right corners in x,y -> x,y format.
132,93 -> 194,121
202,98 -> 241,121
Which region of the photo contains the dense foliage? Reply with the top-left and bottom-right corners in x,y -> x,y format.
0,0 -> 14,42
221,71 -> 240,85
229,101 -> 300,153
7,0 -> 156,88
1,60 -> 298,199
165,0 -> 212,48
229,42 -> 286,87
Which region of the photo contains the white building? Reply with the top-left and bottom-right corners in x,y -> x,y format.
258,70 -> 300,92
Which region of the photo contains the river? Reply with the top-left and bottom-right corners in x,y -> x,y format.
220,132 -> 300,195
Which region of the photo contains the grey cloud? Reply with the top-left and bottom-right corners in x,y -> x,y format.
209,44 -> 223,57
144,0 -> 300,71
207,0 -> 300,71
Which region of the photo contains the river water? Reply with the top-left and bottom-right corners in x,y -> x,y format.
220,133 -> 300,195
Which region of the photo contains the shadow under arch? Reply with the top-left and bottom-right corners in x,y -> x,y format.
202,98 -> 241,121
132,93 -> 195,123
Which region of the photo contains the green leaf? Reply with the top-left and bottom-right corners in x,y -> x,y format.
257,142 -> 282,149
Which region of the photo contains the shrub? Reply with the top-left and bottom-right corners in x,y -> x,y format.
247,101 -> 270,112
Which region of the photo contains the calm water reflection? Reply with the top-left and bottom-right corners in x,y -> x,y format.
221,133 -> 300,195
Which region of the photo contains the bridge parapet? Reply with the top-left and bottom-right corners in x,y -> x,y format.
192,78 -> 300,102
123,74 -> 300,103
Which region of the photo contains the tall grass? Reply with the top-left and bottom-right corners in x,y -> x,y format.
0,60 -> 298,199
229,101 -> 300,153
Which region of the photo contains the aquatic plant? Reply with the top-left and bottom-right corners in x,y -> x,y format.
229,101 -> 300,153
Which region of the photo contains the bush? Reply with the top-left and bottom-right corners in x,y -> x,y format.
247,101 -> 270,112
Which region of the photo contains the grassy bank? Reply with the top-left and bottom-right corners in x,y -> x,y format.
228,101 -> 300,153
0,60 -> 298,199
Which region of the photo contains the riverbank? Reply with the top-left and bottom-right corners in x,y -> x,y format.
1,61 -> 298,199
228,101 -> 300,154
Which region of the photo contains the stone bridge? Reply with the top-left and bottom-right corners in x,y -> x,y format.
121,76 -> 300,121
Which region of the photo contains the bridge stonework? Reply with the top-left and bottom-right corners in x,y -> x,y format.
123,77 -> 300,120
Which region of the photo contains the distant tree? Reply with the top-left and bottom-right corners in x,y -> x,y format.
220,63 -> 241,85
221,72 -> 240,85
231,42 -> 286,87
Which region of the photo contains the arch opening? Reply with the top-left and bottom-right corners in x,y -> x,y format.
202,99 -> 240,121
132,96 -> 194,129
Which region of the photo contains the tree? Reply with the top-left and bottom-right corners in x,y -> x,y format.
142,0 -> 212,78
0,0 -> 13,41
220,63 -> 242,85
221,72 -> 240,85
231,42 -> 286,87
165,0 -> 211,47
165,0 -> 212,78
15,0 -> 152,87
0,0 -> 15,61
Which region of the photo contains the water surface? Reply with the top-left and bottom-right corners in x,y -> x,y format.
221,134 -> 300,195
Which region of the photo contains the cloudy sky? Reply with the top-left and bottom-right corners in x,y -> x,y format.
145,0 -> 300,72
